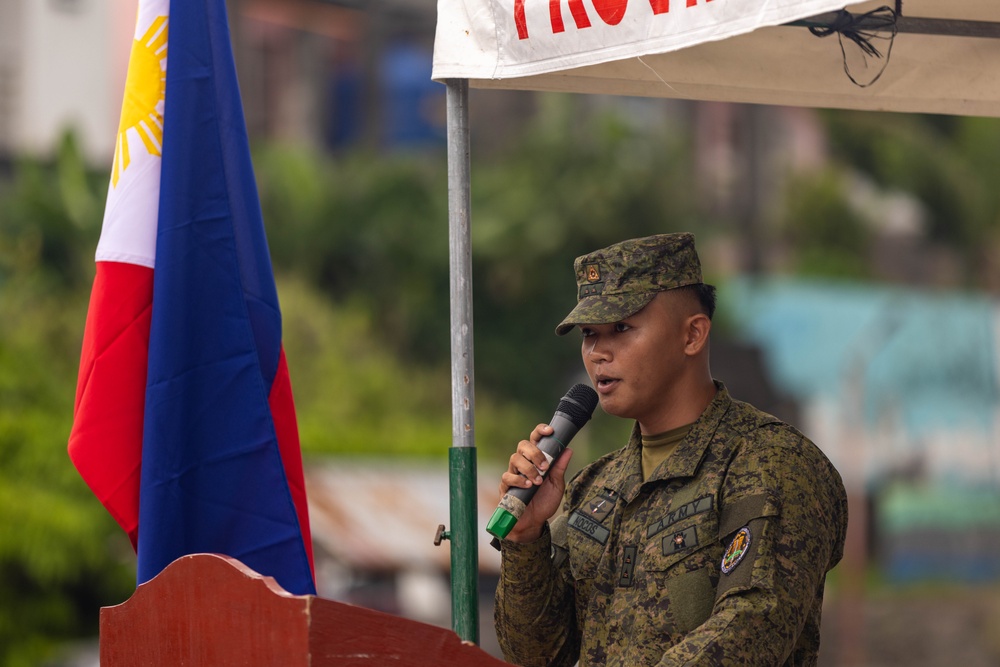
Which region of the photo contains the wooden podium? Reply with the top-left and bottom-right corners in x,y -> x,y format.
100,553 -> 510,666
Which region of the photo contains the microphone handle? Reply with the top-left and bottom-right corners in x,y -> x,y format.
487,412 -> 580,539
505,416 -> 575,505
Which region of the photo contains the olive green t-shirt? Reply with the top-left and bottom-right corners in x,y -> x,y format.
641,423 -> 693,480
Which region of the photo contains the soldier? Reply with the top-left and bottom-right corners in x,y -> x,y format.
494,233 -> 848,666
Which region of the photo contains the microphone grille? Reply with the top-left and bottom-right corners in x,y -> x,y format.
556,383 -> 599,427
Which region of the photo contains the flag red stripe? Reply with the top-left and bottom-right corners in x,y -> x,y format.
69,261 -> 153,547
269,347 -> 315,576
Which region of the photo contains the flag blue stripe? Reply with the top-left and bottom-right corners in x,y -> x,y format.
137,0 -> 315,595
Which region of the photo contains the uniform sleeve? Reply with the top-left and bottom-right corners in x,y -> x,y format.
654,429 -> 848,666
494,521 -> 581,667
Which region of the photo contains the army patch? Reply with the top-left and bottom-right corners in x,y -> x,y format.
586,264 -> 601,282
568,510 -> 611,544
646,495 -> 713,539
721,526 -> 751,574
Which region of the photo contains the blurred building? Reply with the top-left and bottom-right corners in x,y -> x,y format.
0,0 -> 133,164
230,0 -> 446,152
727,276 -> 1000,582
0,0 -> 542,166
0,0 -> 450,165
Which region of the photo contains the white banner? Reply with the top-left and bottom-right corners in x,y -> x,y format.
433,0 -> 866,80
433,1 -> 1000,118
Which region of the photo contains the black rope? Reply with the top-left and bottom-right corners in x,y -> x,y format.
808,5 -> 899,87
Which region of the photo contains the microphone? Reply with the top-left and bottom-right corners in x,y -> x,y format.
486,383 -> 599,540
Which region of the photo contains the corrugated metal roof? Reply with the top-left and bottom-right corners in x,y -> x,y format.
306,460 -> 504,574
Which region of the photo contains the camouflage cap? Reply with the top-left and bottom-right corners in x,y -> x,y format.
555,233 -> 703,335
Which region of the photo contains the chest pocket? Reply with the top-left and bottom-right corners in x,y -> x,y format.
641,508 -> 719,635
565,500 -> 616,581
642,507 -> 719,575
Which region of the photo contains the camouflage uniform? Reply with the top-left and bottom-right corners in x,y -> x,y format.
495,234 -> 849,667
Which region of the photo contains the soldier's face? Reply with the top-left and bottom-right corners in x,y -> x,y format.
579,292 -> 693,433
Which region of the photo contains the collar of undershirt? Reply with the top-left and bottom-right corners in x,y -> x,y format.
641,423 -> 693,449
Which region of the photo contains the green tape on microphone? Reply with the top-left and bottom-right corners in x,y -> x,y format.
487,507 -> 518,540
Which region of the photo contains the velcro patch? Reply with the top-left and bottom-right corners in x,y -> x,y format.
662,525 -> 699,555
618,545 -> 637,587
647,495 -> 714,539
585,493 -> 616,523
568,510 -> 611,544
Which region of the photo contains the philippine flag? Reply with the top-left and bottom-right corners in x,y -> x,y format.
68,0 -> 315,595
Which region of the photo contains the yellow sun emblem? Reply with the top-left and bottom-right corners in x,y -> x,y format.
112,15 -> 167,188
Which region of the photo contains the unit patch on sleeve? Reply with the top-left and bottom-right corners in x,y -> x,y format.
721,526 -> 751,574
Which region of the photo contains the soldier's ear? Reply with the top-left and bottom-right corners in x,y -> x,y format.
683,313 -> 711,356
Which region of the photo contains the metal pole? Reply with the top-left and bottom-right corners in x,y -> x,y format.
445,78 -> 479,644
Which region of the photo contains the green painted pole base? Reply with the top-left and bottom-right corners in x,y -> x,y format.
449,446 -> 479,644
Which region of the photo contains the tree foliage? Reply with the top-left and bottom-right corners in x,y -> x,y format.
259,97 -> 709,412
278,272 -> 535,460
822,110 -> 1000,282
0,135 -> 134,667
780,166 -> 873,279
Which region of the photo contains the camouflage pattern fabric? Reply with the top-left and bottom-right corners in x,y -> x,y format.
556,233 -> 703,336
495,383 -> 849,667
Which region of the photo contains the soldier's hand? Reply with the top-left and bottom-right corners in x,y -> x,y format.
499,424 -> 574,543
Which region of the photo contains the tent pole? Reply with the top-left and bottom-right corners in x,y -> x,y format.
446,78 -> 479,644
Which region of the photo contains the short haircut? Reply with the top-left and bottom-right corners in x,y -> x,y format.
675,283 -> 717,320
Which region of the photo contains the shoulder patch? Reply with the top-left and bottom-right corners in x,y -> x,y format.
721,526 -> 751,574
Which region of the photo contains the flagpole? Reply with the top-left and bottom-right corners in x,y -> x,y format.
446,78 -> 479,644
